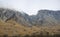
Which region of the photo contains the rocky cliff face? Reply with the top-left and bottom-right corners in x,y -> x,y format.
0,8 -> 32,26
0,8 -> 60,26
31,10 -> 60,26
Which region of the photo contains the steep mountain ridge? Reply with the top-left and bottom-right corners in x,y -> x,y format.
31,10 -> 60,26
0,8 -> 32,26
0,8 -> 60,26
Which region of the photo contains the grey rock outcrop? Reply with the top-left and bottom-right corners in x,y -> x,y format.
31,10 -> 60,26
0,8 -> 32,26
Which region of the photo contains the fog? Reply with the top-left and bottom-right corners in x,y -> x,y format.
0,0 -> 60,15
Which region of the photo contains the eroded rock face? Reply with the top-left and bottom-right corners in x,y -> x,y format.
0,8 -> 15,21
0,8 -> 60,26
31,10 -> 60,26
0,8 -> 32,26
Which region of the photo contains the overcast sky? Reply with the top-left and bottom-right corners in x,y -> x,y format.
0,0 -> 60,15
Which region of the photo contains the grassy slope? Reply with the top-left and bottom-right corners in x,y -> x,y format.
0,19 -> 60,36
0,19 -> 41,36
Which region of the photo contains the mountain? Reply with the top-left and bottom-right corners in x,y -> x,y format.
31,10 -> 60,26
0,8 -> 60,37
0,8 -> 60,26
0,8 -> 32,26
